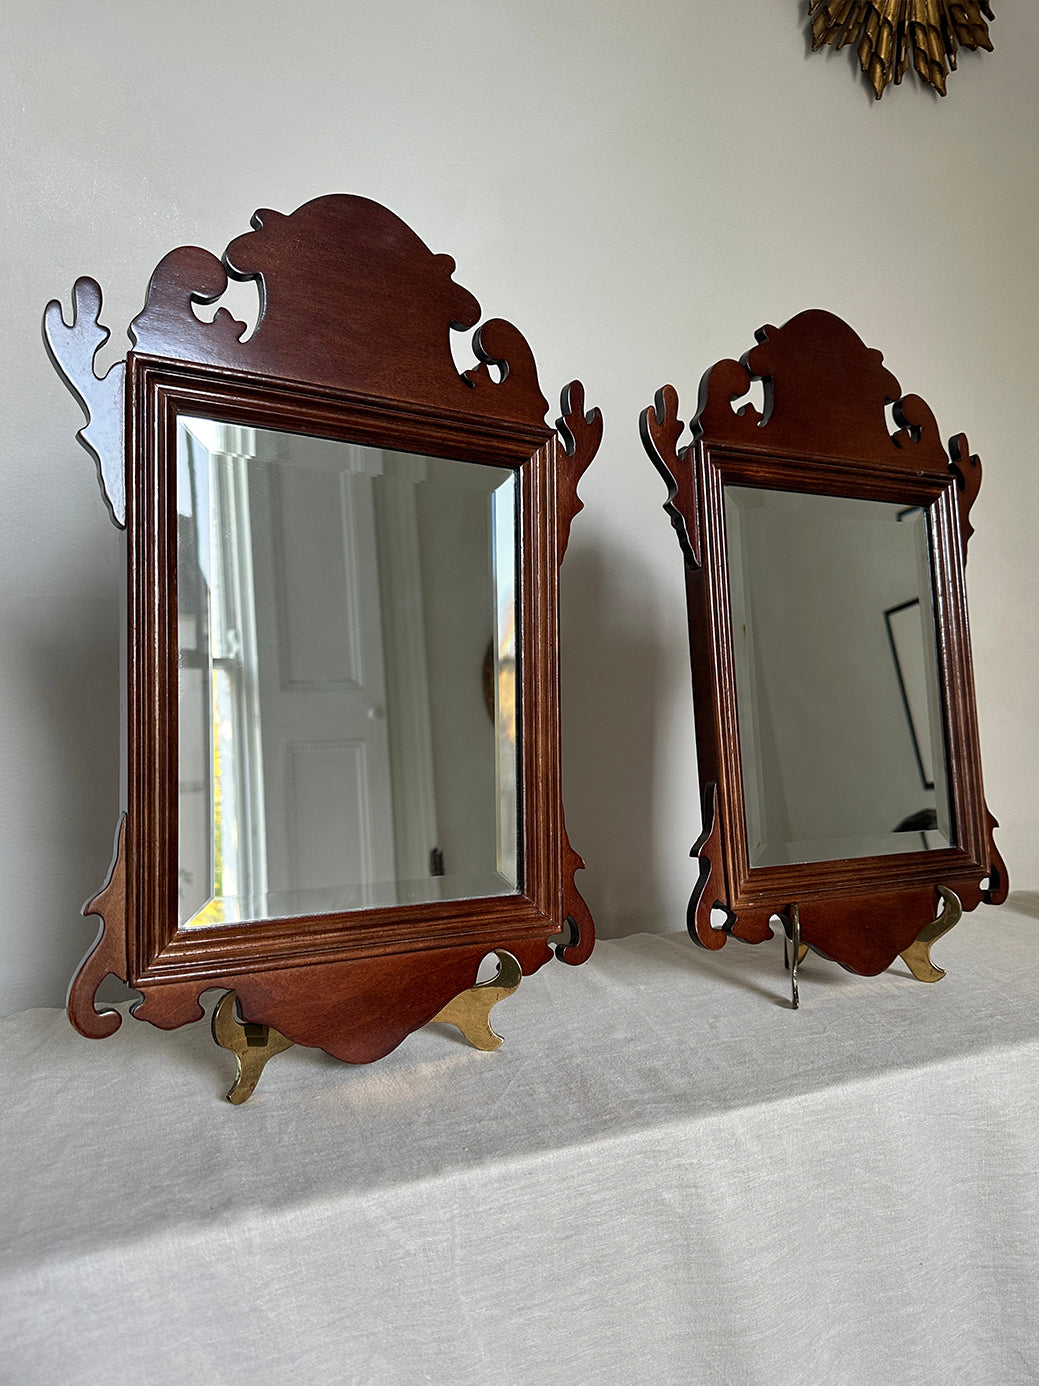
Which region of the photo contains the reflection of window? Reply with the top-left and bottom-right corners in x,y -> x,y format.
178,420 -> 267,925
492,477 -> 519,886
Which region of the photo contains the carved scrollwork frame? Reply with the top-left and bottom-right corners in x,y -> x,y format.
642,309 -> 1006,977
46,194 -> 598,1063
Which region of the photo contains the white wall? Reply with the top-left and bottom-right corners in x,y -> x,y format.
2,1 -> 1037,1012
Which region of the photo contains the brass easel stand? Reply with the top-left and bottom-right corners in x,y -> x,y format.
782,886 -> 962,1007
782,904 -> 807,1010
428,949 -> 523,1050
211,993 -> 295,1105
212,949 -> 523,1103
898,886 -> 962,982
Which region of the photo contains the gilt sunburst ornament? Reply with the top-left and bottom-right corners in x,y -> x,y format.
809,1 -> 994,99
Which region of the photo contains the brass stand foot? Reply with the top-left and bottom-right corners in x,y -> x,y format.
430,950 -> 522,1051
784,903 -> 804,1009
899,886 -> 962,983
783,938 -> 809,969
212,992 -> 295,1104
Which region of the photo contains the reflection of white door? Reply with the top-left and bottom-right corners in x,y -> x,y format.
248,437 -> 395,908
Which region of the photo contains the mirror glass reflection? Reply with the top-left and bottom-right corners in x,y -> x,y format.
176,418 -> 520,928
724,486 -> 951,867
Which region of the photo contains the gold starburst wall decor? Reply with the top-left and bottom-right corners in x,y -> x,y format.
809,2 -> 994,99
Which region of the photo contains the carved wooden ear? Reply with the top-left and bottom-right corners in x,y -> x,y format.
129,246 -> 231,352
556,380 -> 602,560
556,379 -> 602,459
640,385 -> 701,569
695,357 -> 761,437
948,431 -> 983,560
557,825 -> 594,965
891,393 -> 943,455
69,815 -> 129,1038
463,318 -> 549,419
687,783 -> 729,951
42,277 -> 126,528
643,384 -> 687,467
982,808 -> 1009,905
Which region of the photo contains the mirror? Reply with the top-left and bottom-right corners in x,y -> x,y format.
724,487 -> 950,866
45,194 -> 600,1068
176,419 -> 520,927
642,309 -> 1006,980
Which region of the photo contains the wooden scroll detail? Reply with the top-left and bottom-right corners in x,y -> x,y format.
948,432 -> 983,561
695,310 -> 951,473
557,823 -> 595,965
728,905 -> 775,947
687,784 -> 730,951
130,246 -> 248,363
68,815 -> 129,1038
796,886 -> 940,977
129,195 -> 549,427
127,936 -> 554,1064
43,278 -> 126,527
982,807 -> 1009,905
549,378 -> 600,967
687,787 -> 774,950
693,357 -> 763,443
130,987 -> 207,1031
463,317 -> 549,422
556,380 -> 603,561
640,385 -> 700,568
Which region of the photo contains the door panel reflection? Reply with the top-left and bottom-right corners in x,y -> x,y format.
177,418 -> 520,927
724,486 -> 951,867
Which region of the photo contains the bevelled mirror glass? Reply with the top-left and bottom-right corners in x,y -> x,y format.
45,194 -> 600,1094
642,309 -> 1006,986
724,487 -> 951,867
175,419 -> 520,927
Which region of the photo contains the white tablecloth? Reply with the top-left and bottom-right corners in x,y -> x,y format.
3,901 -> 1038,1385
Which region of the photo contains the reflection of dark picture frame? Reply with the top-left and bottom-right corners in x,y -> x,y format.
884,598 -> 934,792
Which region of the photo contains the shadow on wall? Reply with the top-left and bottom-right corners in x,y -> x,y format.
8,563 -> 120,1012
560,535 -> 667,939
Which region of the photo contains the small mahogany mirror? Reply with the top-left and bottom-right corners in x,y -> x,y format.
641,309 -> 1006,984
46,194 -> 598,1078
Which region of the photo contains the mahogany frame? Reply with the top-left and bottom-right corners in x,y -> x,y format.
45,194 -> 599,1062
641,309 -> 1006,976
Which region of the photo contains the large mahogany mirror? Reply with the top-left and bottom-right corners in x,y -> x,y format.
46,194 -> 599,1082
641,309 -> 1006,985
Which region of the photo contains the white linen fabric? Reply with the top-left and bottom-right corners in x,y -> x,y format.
2,903 -> 1038,1385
